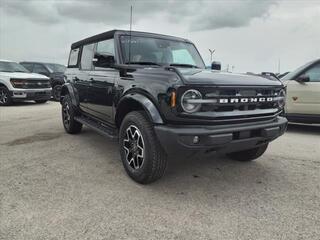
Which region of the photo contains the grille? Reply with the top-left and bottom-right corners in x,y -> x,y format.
178,87 -> 284,123
11,78 -> 51,89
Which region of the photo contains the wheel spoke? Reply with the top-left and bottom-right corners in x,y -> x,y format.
123,124 -> 145,170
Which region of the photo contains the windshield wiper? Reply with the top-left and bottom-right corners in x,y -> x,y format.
169,63 -> 200,69
125,61 -> 162,66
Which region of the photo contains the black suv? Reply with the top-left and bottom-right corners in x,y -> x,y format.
20,62 -> 66,101
60,30 -> 288,184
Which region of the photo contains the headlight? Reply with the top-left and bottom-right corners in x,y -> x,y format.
181,89 -> 202,113
10,79 -> 26,88
277,89 -> 286,108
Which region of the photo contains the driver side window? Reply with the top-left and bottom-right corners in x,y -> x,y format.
300,63 -> 320,82
94,39 -> 115,69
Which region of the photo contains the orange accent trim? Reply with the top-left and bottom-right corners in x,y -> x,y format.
171,91 -> 176,107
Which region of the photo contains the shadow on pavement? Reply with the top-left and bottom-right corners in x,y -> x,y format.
287,123 -> 320,135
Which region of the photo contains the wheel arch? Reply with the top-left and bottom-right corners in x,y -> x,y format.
115,93 -> 164,128
60,83 -> 78,106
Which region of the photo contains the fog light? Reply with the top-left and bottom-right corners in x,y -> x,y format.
193,136 -> 200,144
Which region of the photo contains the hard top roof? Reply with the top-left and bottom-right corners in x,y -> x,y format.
71,29 -> 190,49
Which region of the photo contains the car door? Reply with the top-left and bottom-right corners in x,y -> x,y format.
285,63 -> 320,115
86,38 -> 118,123
75,44 -> 95,111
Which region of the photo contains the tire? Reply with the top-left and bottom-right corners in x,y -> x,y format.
52,85 -> 62,101
119,111 -> 167,184
0,87 -> 12,106
61,94 -> 82,134
226,143 -> 268,162
35,100 -> 47,104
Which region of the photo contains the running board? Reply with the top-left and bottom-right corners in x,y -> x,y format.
74,116 -> 118,140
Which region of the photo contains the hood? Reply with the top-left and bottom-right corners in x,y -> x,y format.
178,69 -> 283,86
0,71 -> 49,79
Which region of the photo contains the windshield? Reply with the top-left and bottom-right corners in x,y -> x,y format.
120,35 -> 205,69
45,63 -> 66,73
0,61 -> 29,73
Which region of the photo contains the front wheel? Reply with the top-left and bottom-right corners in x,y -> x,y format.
226,143 -> 268,161
119,111 -> 167,184
0,87 -> 12,106
52,85 -> 62,101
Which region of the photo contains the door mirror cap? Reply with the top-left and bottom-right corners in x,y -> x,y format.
211,61 -> 221,70
296,75 -> 310,83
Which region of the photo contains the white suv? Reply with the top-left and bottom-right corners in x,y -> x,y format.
0,60 -> 52,106
281,59 -> 320,123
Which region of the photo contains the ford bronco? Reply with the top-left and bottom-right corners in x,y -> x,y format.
61,30 -> 288,184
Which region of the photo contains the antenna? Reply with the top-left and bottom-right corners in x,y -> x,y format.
128,5 -> 133,64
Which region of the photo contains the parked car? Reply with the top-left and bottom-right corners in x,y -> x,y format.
0,60 -> 51,106
20,61 -> 66,101
282,59 -> 320,123
60,30 -> 287,184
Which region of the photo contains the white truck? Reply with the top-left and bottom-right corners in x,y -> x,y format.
281,59 -> 320,123
0,60 -> 52,106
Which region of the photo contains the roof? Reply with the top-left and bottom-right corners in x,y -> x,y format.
20,61 -> 64,65
0,59 -> 14,62
71,29 -> 190,49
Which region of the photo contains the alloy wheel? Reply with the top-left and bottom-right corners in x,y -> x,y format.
123,125 -> 145,170
0,89 -> 8,104
62,102 -> 71,127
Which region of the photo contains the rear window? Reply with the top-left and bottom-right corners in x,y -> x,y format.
68,48 -> 80,67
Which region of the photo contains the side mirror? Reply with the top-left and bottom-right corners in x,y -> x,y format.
93,54 -> 115,68
296,75 -> 310,83
211,61 -> 221,70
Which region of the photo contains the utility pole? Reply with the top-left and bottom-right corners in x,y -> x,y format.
209,49 -> 215,63
277,58 -> 281,74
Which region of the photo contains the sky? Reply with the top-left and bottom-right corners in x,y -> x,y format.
0,0 -> 319,73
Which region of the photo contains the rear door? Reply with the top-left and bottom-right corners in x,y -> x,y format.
86,38 -> 118,123
286,63 -> 320,115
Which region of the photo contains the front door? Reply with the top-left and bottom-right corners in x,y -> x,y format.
86,38 -> 118,123
286,63 -> 320,115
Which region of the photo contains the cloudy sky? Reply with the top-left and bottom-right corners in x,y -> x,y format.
0,0 -> 319,73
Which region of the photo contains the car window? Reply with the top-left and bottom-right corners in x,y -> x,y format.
68,48 -> 80,67
80,44 -> 94,70
33,64 -> 48,74
301,63 -> 320,82
172,49 -> 196,65
96,39 -> 115,56
20,63 -> 34,72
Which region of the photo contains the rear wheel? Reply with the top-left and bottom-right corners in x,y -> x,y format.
35,100 -> 47,104
0,87 -> 12,106
119,111 -> 167,184
62,95 -> 82,134
52,85 -> 62,101
226,144 -> 268,161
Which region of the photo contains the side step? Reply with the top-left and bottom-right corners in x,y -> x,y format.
74,116 -> 118,140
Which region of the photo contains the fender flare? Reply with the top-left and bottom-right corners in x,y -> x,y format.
60,83 -> 78,106
117,93 -> 164,124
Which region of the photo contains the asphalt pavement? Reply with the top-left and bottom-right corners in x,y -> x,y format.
0,101 -> 319,240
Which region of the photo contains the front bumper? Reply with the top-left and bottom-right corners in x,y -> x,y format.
10,88 -> 52,101
154,116 -> 288,155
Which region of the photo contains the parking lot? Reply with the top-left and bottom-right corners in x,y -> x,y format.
0,101 -> 319,240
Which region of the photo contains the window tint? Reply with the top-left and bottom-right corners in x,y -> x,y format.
301,63 -> 320,82
33,64 -> 48,74
20,63 -> 34,72
80,44 -> 94,70
96,39 -> 115,56
68,48 -> 80,67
